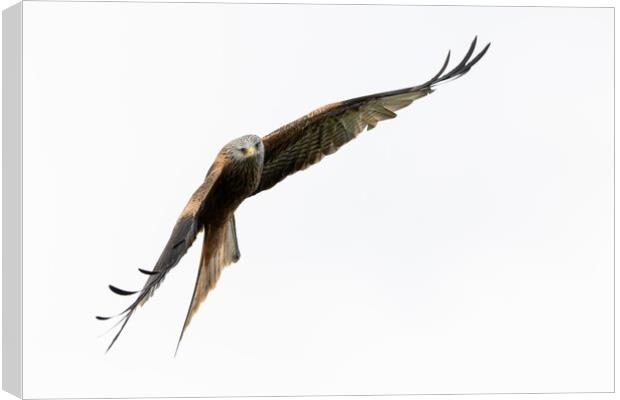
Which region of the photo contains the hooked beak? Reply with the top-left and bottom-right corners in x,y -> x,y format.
244,146 -> 257,157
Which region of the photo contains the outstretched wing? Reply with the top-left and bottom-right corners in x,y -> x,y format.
97,162 -> 224,352
251,37 -> 489,196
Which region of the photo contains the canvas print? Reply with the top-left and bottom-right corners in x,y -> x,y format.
2,1 -> 614,399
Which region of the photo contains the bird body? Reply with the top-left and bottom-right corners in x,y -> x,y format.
98,38 -> 490,353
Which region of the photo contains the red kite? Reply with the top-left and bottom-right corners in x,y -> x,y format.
98,37 -> 490,353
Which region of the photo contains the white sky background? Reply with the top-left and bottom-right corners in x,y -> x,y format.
19,2 -> 612,398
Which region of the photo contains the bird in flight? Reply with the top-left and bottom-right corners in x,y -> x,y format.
98,37 -> 490,353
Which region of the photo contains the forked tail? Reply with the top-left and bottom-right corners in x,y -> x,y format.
175,214 -> 241,355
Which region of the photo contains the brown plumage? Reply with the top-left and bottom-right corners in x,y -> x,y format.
97,37 -> 490,353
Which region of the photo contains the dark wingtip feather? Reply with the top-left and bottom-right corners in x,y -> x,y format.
467,42 -> 491,69
138,268 -> 159,276
342,37 -> 488,105
426,37 -> 490,88
451,41 -> 491,78
96,315 -> 112,321
105,312 -> 133,353
108,285 -> 139,296
438,37 -> 478,81
457,36 -> 478,69
427,50 -> 451,84
102,266 -> 169,353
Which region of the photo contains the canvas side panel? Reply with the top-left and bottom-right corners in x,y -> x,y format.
2,2 -> 23,398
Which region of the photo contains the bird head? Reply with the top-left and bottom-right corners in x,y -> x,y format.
225,134 -> 264,162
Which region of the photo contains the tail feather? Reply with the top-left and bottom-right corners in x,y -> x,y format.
175,214 -> 240,354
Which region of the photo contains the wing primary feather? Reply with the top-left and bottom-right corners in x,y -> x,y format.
433,38 -> 490,86
108,285 -> 139,296
461,42 -> 491,73
105,311 -> 134,353
339,37 -> 484,107
138,268 -> 159,275
453,36 -> 477,71
172,240 -> 185,249
424,50 -> 451,85
100,233 -> 192,351
101,281 -> 162,352
431,42 -> 490,88
95,305 -> 134,322
432,36 -> 477,83
97,315 -> 129,337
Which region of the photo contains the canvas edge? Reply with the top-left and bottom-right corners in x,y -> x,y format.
3,2 -> 23,398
